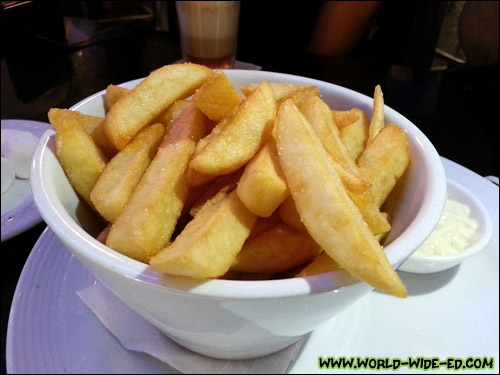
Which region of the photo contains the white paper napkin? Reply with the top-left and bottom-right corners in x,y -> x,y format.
77,282 -> 306,374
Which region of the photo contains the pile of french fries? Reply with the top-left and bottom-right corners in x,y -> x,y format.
48,63 -> 410,298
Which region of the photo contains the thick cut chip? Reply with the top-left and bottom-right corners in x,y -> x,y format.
357,123 -> 410,207
90,123 -> 165,223
150,190 -> 257,279
236,137 -> 289,217
332,108 -> 369,162
240,82 -> 314,100
332,108 -> 363,130
106,103 -> 210,263
278,195 -> 308,233
103,63 -> 211,150
51,116 -> 108,207
48,108 -> 117,155
231,223 -> 321,274
346,189 -> 391,235
299,97 -> 389,235
155,99 -> 193,129
248,211 -> 282,238
104,84 -> 130,112
299,96 -> 369,194
188,169 -> 242,217
189,80 -> 276,176
295,252 -> 342,277
106,89 -> 192,130
276,100 -> 407,298
367,85 -> 385,145
192,70 -> 242,122
186,167 -> 218,187
277,86 -> 320,108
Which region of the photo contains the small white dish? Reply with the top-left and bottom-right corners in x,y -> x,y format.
1,120 -> 53,241
399,178 -> 493,273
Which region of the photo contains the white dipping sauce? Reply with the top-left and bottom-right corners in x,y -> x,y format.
415,198 -> 478,256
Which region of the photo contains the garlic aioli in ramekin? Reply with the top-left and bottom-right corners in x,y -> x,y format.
414,198 -> 478,256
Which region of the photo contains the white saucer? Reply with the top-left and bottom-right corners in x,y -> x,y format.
1,120 -> 53,241
6,157 -> 499,374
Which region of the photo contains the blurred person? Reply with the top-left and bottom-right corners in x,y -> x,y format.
458,1 -> 499,68
309,1 -> 447,79
308,1 -> 383,57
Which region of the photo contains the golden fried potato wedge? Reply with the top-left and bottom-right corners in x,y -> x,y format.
189,80 -> 276,176
48,108 -> 117,155
189,169 -> 242,217
106,103 -> 211,263
236,137 -> 289,217
231,223 -> 321,274
347,189 -> 391,235
295,252 -> 342,277
150,190 -> 257,279
90,123 -> 165,223
277,86 -> 320,108
375,212 -> 390,243
240,82 -> 314,100
332,108 -> 369,162
104,84 -> 130,112
104,63 -> 211,150
154,99 -> 193,129
367,85 -> 385,145
299,97 -> 389,234
248,211 -> 282,238
299,96 -> 370,194
278,195 -> 308,233
51,114 -> 108,207
192,70 -> 242,122
331,108 -> 362,129
186,168 -> 218,187
276,100 -> 407,298
191,188 -> 231,217
357,123 -> 410,207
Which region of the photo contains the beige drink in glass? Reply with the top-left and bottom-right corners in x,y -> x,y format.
176,1 -> 240,69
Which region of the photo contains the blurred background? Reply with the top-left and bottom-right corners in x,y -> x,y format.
2,1 -> 498,122
2,1 -> 498,181
2,1 -> 497,177
1,2 -> 498,371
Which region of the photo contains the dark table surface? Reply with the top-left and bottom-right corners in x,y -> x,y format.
1,8 -> 498,374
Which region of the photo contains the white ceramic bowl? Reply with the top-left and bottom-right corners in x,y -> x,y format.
31,69 -> 447,360
399,178 -> 492,273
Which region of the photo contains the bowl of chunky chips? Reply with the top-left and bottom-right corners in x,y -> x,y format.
32,64 -> 447,359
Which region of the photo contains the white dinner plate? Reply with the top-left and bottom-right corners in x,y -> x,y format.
1,120 -> 53,241
6,157 -> 499,374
